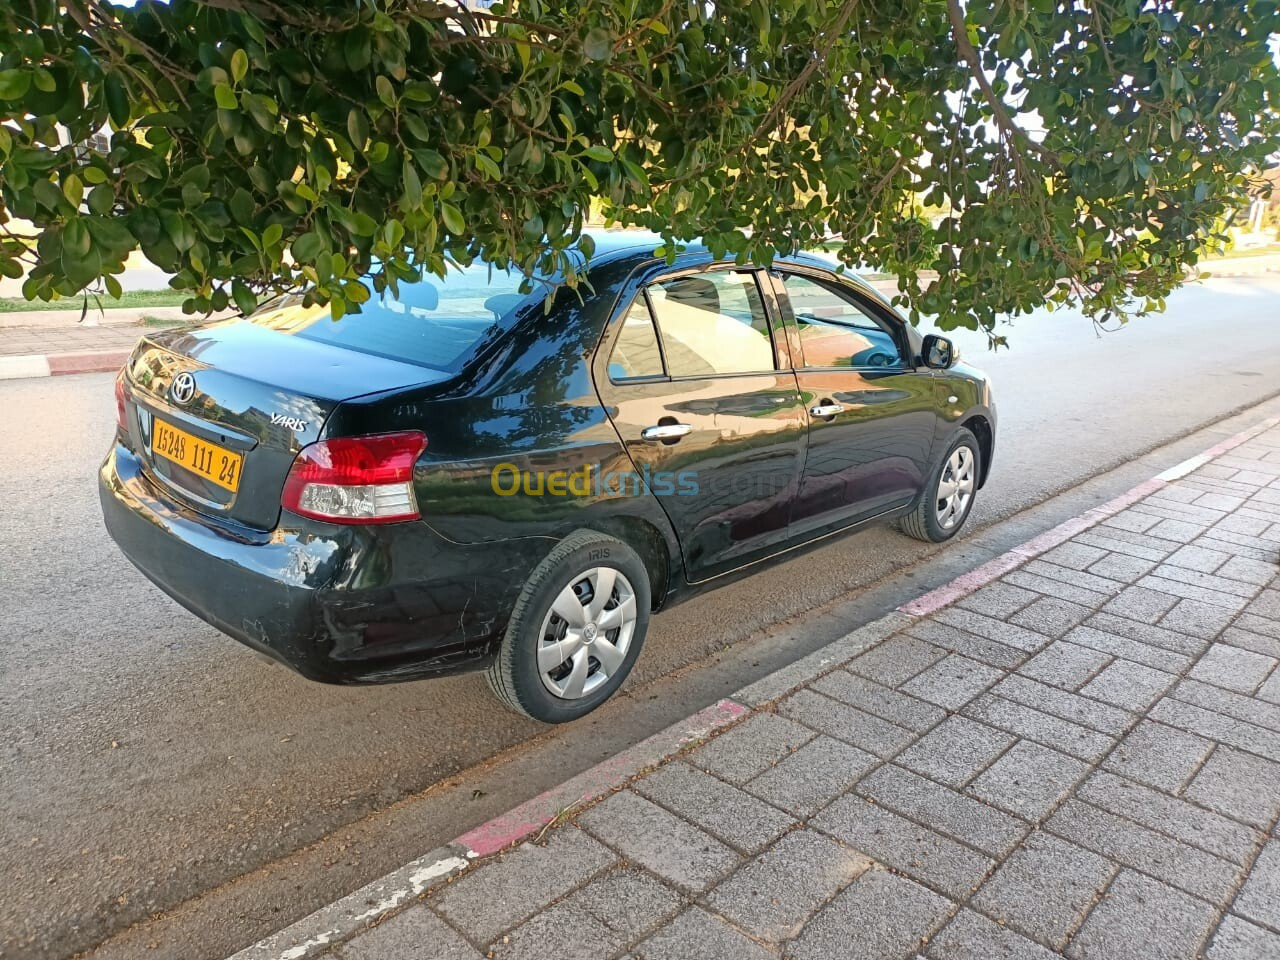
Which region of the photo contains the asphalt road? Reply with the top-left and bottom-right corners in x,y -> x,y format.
5,276 -> 1280,960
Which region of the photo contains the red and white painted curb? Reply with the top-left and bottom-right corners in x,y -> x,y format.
0,349 -> 129,380
227,412 -> 1280,960
900,414 -> 1280,616
228,699 -> 750,960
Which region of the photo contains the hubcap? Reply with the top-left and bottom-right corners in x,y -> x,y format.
537,567 -> 637,700
935,446 -> 976,530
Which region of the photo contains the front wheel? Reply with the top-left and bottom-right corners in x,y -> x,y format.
899,428 -> 981,543
486,530 -> 650,723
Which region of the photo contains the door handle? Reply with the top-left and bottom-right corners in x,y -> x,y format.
641,423 -> 692,442
809,403 -> 845,417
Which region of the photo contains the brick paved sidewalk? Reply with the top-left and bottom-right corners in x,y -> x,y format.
318,426 -> 1280,960
0,323 -> 150,358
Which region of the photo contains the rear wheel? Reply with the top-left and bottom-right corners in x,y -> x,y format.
487,530 -> 650,723
900,428 -> 980,543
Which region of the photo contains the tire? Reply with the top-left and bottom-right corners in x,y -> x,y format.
486,530 -> 651,723
899,427 -> 981,543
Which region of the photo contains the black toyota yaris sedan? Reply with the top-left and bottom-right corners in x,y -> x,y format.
101,232 -> 995,722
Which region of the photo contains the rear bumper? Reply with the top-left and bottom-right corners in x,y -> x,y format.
99,442 -> 550,683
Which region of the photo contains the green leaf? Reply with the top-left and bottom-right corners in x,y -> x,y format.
230,49 -> 249,84
0,70 -> 32,101
292,231 -> 324,262
344,29 -> 372,72
440,202 -> 464,235
376,75 -> 396,108
229,188 -> 255,224
583,145 -> 614,162
232,278 -> 257,315
242,15 -> 267,46
346,279 -> 371,304
64,218 -> 91,257
181,164 -> 211,191
33,68 -> 56,93
62,174 -> 84,209
86,216 -> 134,253
63,240 -> 102,289
402,113 -> 431,143
347,109 -> 369,148
417,149 -> 449,180
349,211 -> 377,236
161,212 -> 196,252
402,158 -> 422,208
213,83 -> 239,110
33,178 -> 63,212
87,184 -> 114,215
583,28 -> 612,62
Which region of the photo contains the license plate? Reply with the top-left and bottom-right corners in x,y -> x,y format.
152,419 -> 243,493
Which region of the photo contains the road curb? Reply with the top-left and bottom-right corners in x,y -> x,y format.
226,411 -> 1280,960
0,348 -> 129,380
227,699 -> 752,960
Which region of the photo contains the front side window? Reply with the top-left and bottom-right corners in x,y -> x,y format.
648,272 -> 774,377
782,274 -> 903,369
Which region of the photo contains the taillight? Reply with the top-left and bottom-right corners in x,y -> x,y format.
281,431 -> 427,524
114,369 -> 127,432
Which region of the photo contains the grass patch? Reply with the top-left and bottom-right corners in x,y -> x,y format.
0,289 -> 187,313
140,314 -> 192,327
1202,244 -> 1280,261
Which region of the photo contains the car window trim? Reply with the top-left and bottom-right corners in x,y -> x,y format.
770,266 -> 914,372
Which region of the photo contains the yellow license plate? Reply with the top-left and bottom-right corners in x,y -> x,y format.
152,419 -> 243,493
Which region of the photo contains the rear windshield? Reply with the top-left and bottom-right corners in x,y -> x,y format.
250,263 -> 546,372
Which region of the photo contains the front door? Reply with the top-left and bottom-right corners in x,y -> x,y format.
774,269 -> 938,538
597,268 -> 806,581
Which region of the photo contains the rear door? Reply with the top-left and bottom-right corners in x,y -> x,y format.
595,267 -> 806,582
773,268 -> 937,537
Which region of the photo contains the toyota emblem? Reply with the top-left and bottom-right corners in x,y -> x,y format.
170,372 -> 197,405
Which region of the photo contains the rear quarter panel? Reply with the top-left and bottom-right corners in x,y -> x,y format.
323,257 -> 684,597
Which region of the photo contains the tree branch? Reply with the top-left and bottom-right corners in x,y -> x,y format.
945,0 -> 1057,166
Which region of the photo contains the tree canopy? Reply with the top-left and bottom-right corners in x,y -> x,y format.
0,0 -> 1277,339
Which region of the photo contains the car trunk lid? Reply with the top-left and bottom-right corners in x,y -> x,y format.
121,314 -> 450,531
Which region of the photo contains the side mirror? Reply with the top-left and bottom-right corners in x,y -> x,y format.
921,334 -> 958,369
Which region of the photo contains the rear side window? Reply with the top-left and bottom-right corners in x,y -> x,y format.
647,272 -> 774,377
608,298 -> 665,381
251,263 -> 545,372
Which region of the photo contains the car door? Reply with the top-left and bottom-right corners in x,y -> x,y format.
772,268 -> 938,538
596,267 -> 806,582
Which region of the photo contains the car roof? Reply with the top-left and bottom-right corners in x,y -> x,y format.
582,231 -> 889,308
